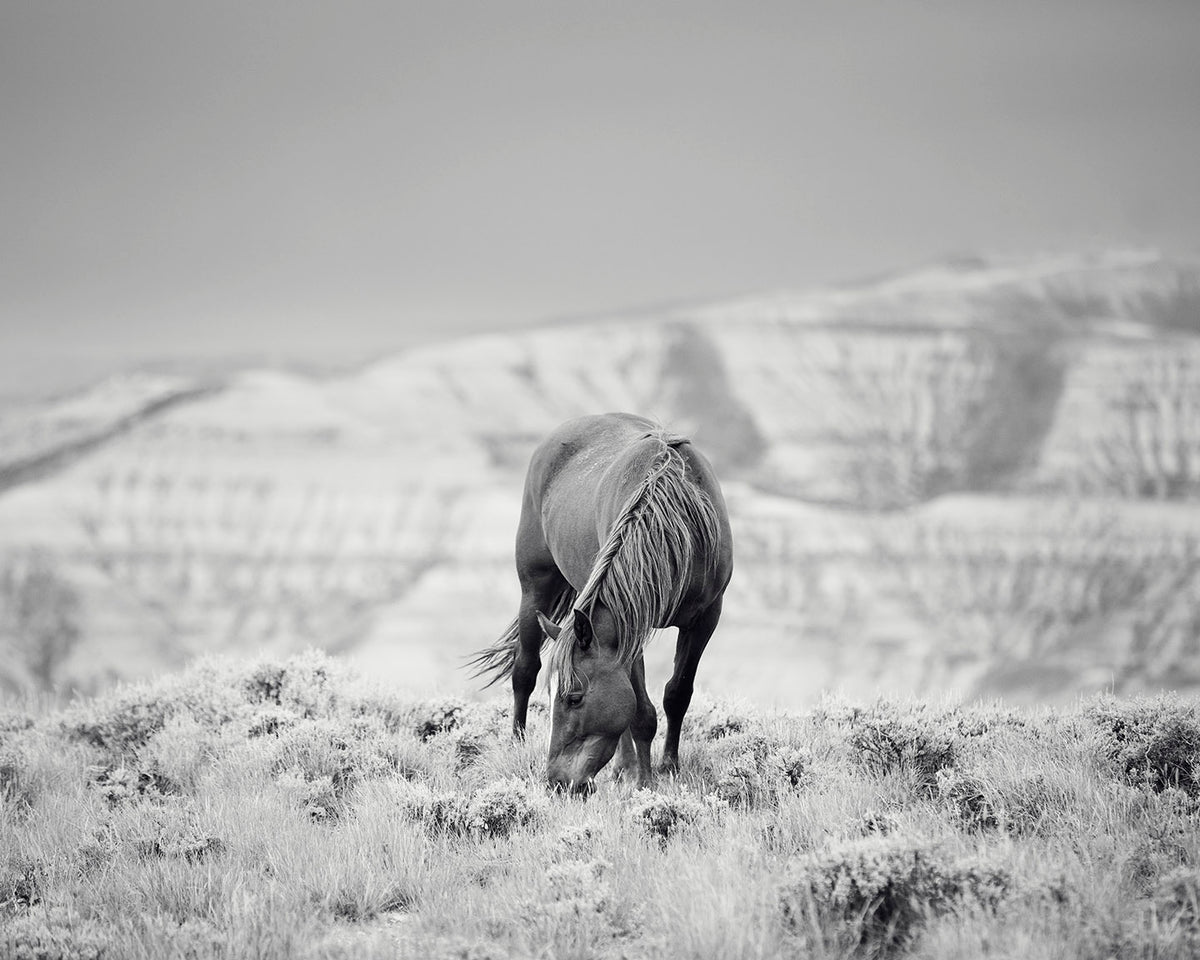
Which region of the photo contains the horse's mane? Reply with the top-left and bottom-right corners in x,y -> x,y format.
543,428 -> 722,692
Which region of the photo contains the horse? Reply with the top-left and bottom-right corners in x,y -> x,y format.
469,412 -> 733,793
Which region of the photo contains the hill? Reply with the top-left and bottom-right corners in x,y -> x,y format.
2,249 -> 1200,703
2,652 -> 1200,959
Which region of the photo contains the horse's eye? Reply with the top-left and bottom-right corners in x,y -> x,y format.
565,691 -> 585,708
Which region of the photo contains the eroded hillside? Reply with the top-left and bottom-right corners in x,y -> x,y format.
2,250 -> 1199,702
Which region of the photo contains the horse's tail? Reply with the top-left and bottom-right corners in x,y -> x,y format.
467,584 -> 577,688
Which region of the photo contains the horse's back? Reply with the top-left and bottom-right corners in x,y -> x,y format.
519,414 -> 731,600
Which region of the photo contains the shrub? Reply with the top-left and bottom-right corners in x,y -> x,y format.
113,805 -> 226,863
779,836 -> 1011,951
410,697 -> 468,741
0,710 -> 34,737
255,715 -> 403,821
556,824 -> 596,854
993,772 -> 1079,837
683,698 -> 755,741
397,778 -> 546,839
449,720 -> 493,770
63,652 -> 349,757
139,713 -> 237,794
246,705 -> 297,738
0,909 -> 107,960
935,767 -> 998,832
0,857 -> 43,912
628,790 -> 721,844
264,716 -> 399,784
845,702 -> 958,794
277,769 -> 343,822
88,763 -> 177,807
540,858 -> 611,914
855,809 -> 901,837
0,747 -> 34,814
468,779 -> 547,839
241,651 -> 343,718
708,736 -> 812,808
235,713 -> 407,821
1155,867 -> 1200,926
1086,696 -> 1200,795
63,689 -> 176,754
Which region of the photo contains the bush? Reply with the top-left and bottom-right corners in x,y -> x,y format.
63,652 -> 349,757
520,858 -> 616,934
260,715 -> 404,821
1155,867 -> 1200,926
0,857 -> 43,912
241,651 -> 343,718
63,688 -> 177,754
628,790 -> 722,844
448,720 -> 495,770
409,697 -> 468,741
707,734 -> 812,808
935,768 -> 998,832
396,778 -> 546,839
0,710 -> 34,737
779,835 -> 1011,951
468,779 -> 547,839
1086,696 -> 1200,795
682,697 -> 756,742
88,763 -> 177,807
0,909 -> 107,960
0,747 -> 34,814
125,805 -> 225,863
845,702 -> 958,795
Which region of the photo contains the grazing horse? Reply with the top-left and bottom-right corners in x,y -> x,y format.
470,413 -> 733,793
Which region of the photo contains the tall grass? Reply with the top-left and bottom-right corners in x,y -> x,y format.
2,652 -> 1200,958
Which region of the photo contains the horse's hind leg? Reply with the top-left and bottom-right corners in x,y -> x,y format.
511,564 -> 568,738
661,596 -> 723,774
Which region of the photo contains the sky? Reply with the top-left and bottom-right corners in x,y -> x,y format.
2,1 -> 1199,398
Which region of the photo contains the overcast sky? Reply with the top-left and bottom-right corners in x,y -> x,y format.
2,1 -> 1199,397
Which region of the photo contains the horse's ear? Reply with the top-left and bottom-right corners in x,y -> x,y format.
536,612 -> 562,640
572,608 -> 593,651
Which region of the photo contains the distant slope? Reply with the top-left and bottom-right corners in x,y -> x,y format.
0,375 -> 218,495
3,249 -> 1200,703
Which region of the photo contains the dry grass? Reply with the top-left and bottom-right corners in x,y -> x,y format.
2,652 -> 1200,958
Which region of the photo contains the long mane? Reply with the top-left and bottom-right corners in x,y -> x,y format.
544,429 -> 722,691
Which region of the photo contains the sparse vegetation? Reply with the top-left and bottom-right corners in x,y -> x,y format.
0,551 -> 82,695
874,512 -> 1200,696
2,652 -> 1200,958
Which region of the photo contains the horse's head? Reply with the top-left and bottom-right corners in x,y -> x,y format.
538,608 -> 635,794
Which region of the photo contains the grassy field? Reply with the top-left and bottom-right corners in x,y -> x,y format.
3,652 -> 1200,959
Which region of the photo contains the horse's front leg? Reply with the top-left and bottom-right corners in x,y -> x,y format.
612,729 -> 637,781
661,597 -> 722,774
614,655 -> 656,787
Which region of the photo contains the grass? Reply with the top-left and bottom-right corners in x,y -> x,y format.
2,652 -> 1200,958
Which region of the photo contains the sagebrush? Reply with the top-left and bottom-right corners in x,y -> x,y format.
1,653 -> 1198,959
